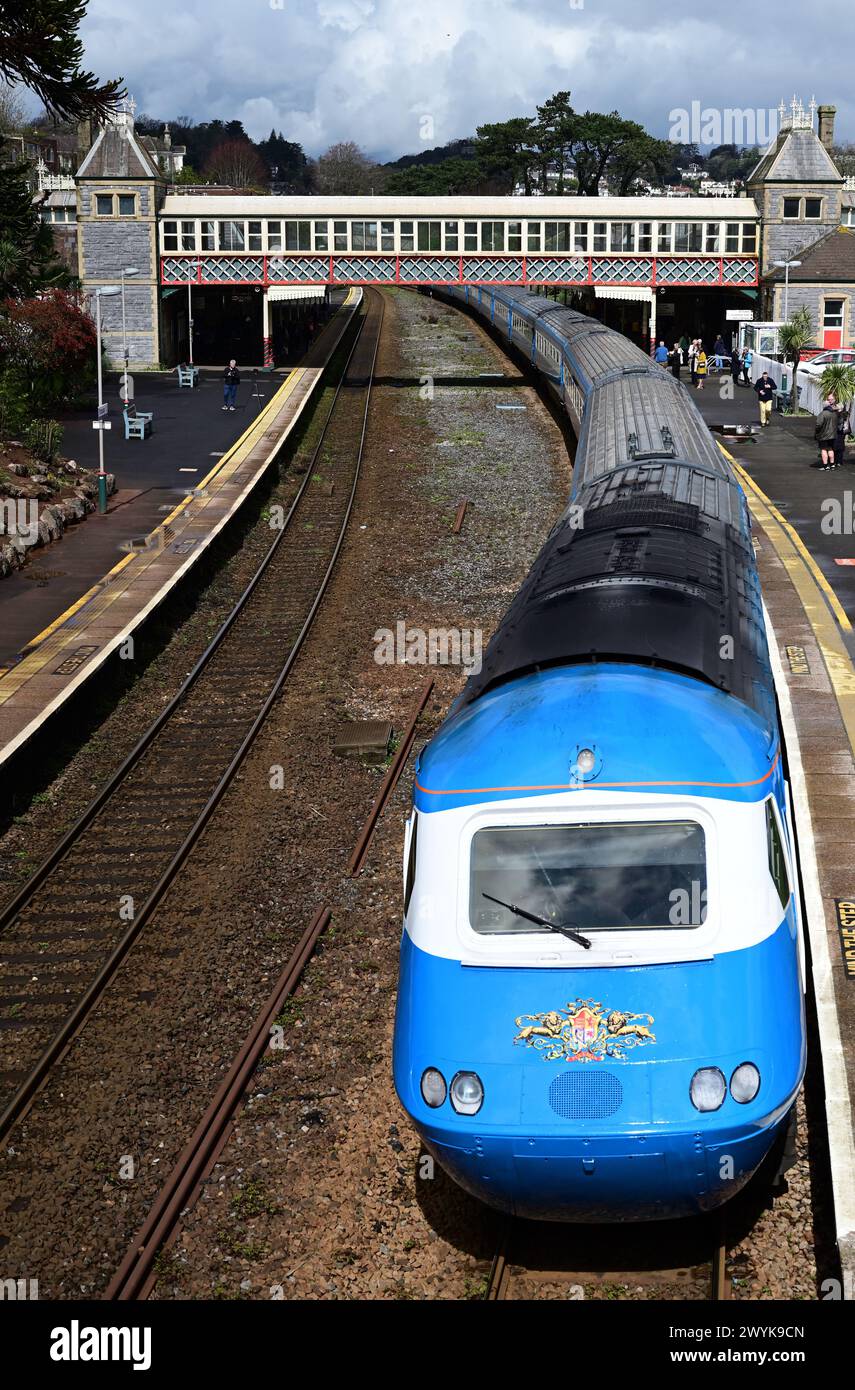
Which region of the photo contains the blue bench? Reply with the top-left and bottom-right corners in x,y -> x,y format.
123,405 -> 153,440
177,363 -> 199,388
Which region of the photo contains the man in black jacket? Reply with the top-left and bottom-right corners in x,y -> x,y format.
815,396 -> 839,470
753,371 -> 775,427
223,360 -> 240,411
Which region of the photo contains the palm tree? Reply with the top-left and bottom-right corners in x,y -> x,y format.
778,307 -> 813,412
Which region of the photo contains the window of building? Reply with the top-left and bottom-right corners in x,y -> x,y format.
593,221 -> 607,252
313,220 -> 328,251
417,220 -> 441,251
574,222 -> 589,253
463,221 -> 478,252
724,222 -> 740,253
352,220 -> 378,251
637,222 -> 652,253
443,220 -> 458,252
783,197 -> 801,219
118,193 -> 136,217
267,221 -> 282,252
527,222 -> 542,252
218,220 -> 245,251
163,219 -> 178,251
180,220 -> 196,251
704,223 -> 721,253
285,221 -> 311,251
399,220 -> 414,252
480,221 -> 505,251
507,221 -> 522,253
674,222 -> 703,252
824,299 -> 845,330
334,220 -> 348,251
247,220 -> 263,251
657,222 -> 672,253
805,197 -> 823,220
200,220 -> 215,251
741,223 -> 757,253
381,220 -> 395,251
610,222 -> 635,253
545,221 -> 571,252
95,193 -> 113,217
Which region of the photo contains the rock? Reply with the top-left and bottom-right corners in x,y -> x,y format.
8,462 -> 28,477
59,496 -> 87,524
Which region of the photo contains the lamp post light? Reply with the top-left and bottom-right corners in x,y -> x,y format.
119,266 -> 140,402
773,258 -> 802,321
93,286 -> 121,514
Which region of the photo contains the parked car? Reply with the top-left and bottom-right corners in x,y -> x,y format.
800,349 -> 855,377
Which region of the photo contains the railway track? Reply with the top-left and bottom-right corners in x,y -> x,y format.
0,287 -> 384,1144
485,1212 -> 731,1301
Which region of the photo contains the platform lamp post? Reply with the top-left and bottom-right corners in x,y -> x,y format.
93,285 -> 121,514
773,259 -> 802,321
119,266 -> 140,403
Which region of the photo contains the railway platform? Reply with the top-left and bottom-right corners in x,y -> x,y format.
696,378 -> 855,1289
0,289 -> 361,771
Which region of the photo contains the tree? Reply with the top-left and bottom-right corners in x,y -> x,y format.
383,157 -> 488,196
0,0 -> 123,123
256,129 -> 312,192
203,139 -> 268,190
474,116 -> 537,193
0,79 -> 27,133
572,111 -> 661,195
778,307 -> 813,412
819,364 -> 855,414
0,288 -> 95,427
0,158 -> 69,296
607,133 -> 673,195
314,141 -> 379,195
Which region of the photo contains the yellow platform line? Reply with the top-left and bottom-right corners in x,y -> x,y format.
719,443 -> 855,754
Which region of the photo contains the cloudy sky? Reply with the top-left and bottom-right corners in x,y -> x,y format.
75,0 -> 853,160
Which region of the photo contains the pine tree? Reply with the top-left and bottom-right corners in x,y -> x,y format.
0,0 -> 123,122
0,158 -> 69,296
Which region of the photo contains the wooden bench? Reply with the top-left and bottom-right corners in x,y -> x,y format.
177,363 -> 199,388
123,404 -> 153,440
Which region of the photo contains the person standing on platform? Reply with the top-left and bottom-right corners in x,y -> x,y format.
695,347 -> 708,390
688,338 -> 698,384
654,340 -> 669,366
754,371 -> 775,427
741,347 -> 753,385
814,395 -> 839,469
834,398 -> 851,468
223,359 -> 240,411
669,343 -> 682,380
730,348 -> 742,388
679,333 -> 689,359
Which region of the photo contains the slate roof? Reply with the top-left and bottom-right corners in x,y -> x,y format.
768,227 -> 855,282
749,127 -> 843,185
77,126 -> 161,180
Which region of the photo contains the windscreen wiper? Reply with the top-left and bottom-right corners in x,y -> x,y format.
482,892 -> 592,950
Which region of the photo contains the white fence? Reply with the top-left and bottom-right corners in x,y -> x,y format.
750,353 -> 823,414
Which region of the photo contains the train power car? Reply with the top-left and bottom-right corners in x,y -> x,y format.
393,287 -> 806,1221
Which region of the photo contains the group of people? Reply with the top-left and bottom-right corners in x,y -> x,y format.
814,394 -> 851,471
653,335 -> 754,391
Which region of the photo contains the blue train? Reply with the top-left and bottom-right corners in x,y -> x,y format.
393,286 -> 806,1221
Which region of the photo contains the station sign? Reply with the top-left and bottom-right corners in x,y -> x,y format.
726,309 -> 754,321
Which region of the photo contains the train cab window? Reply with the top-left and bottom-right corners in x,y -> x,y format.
200,220 -> 215,251
381,220 -> 395,250
443,221 -> 458,251
334,221 -> 349,251
637,222 -> 652,252
765,800 -> 791,910
399,220 -> 414,252
592,221 -> 607,252
464,221 -> 478,252
313,220 -> 329,251
404,812 -> 419,916
417,221 -> 441,251
469,821 -> 707,933
527,222 -> 542,252
508,221 -> 522,252
267,221 -> 282,252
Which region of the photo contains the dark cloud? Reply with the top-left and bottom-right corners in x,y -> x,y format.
79,0 -> 853,159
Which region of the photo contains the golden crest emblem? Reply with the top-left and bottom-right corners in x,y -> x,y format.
513,998 -> 656,1062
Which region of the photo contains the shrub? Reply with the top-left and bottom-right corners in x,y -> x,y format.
24,419 -> 63,465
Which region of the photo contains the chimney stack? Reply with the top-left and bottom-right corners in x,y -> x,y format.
817,104 -> 836,152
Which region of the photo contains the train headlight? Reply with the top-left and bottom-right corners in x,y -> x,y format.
730,1062 -> 761,1104
420,1068 -> 447,1108
450,1071 -> 484,1116
690,1067 -> 727,1112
